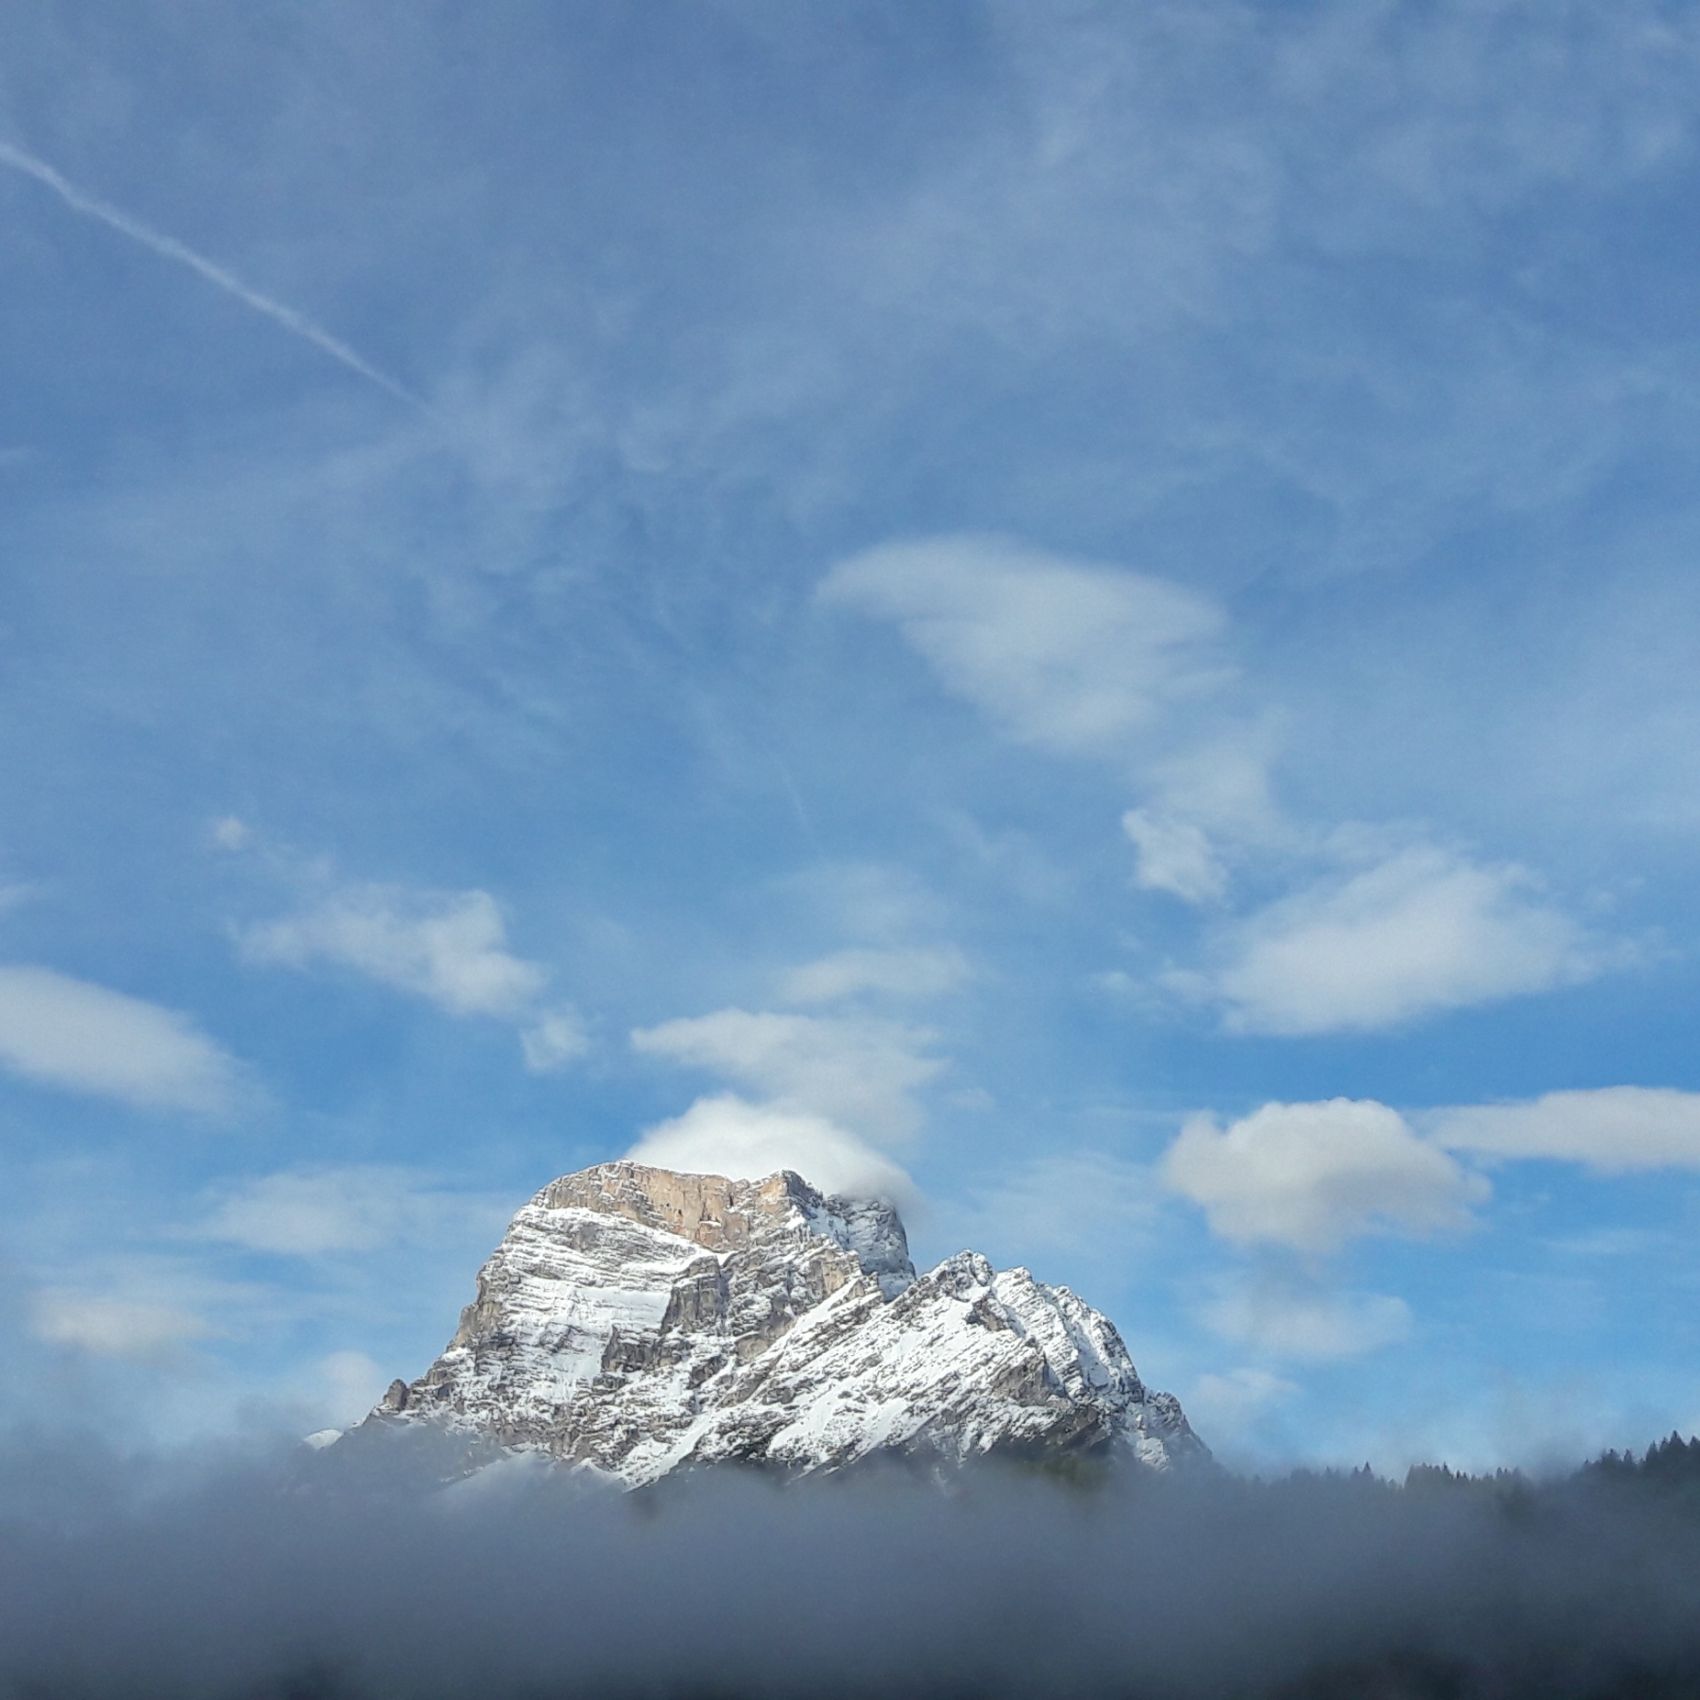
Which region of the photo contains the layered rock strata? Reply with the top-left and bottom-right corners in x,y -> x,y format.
362,1160 -> 1205,1484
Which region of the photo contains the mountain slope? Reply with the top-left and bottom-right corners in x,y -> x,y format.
358,1160 -> 1206,1484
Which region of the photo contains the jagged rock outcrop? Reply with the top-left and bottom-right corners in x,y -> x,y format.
357,1160 -> 1206,1485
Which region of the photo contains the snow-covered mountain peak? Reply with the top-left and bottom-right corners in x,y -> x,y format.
359,1160 -> 1205,1485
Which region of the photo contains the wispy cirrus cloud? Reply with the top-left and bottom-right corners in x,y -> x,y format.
821,529 -> 1632,1047
631,1007 -> 944,1141
819,535 -> 1229,759
1121,809 -> 1228,906
945,1150 -> 1161,1272
1428,1087 -> 1700,1173
0,965 -> 242,1114
1186,1367 -> 1301,1449
0,138 -> 425,412
236,879 -> 586,1072
240,884 -> 546,1019
29,1290 -> 216,1360
1199,1278 -> 1414,1363
195,1164 -> 510,1258
517,1008 -> 591,1074
1178,845 -> 1613,1036
778,946 -> 970,1007
23,1253 -> 279,1364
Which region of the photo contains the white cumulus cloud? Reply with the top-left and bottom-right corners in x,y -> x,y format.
1197,846 -> 1606,1035
819,534 -> 1228,757
1427,1086 -> 1700,1173
0,964 -> 241,1113
625,1093 -> 913,1202
1163,1097 -> 1488,1253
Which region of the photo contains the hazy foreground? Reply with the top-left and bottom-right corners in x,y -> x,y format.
3,1431 -> 1699,1700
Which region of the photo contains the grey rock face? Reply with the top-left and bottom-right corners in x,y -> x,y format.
358,1160 -> 1206,1485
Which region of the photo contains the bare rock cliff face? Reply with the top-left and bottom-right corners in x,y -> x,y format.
360,1160 -> 1206,1485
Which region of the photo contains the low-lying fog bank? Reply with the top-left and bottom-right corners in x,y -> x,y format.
3,1432 -> 1699,1699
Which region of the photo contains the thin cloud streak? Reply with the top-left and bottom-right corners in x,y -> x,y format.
0,138 -> 427,413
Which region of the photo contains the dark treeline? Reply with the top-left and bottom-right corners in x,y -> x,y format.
4,1429 -> 1700,1700
1272,1427 -> 1700,1504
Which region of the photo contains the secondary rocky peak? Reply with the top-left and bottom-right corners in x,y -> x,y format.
360,1160 -> 1205,1485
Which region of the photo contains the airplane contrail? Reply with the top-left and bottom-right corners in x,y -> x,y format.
0,138 -> 427,412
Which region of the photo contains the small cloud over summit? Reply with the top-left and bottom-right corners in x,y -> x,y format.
624,1093 -> 914,1203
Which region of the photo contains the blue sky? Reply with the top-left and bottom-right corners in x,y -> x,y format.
3,0 -> 1700,1471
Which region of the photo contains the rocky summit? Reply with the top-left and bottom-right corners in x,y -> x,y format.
356,1160 -> 1207,1485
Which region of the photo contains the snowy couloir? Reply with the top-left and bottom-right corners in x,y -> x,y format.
350,1160 -> 1208,1485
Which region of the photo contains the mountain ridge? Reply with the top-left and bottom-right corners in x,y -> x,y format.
354,1159 -> 1207,1484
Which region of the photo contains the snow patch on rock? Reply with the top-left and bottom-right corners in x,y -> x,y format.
358,1160 -> 1206,1485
